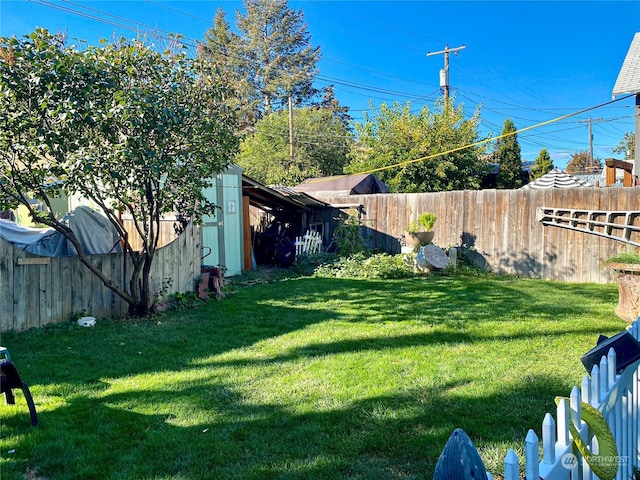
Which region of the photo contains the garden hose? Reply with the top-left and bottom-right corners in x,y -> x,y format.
554,396 -> 619,480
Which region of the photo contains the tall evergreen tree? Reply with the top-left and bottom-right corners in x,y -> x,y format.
200,0 -> 321,131
199,8 -> 258,128
530,148 -> 554,180
495,119 -> 522,189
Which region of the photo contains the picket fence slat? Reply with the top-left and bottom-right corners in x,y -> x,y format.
542,413 -> 556,464
525,430 -> 539,480
502,318 -> 640,480
504,449 -> 519,480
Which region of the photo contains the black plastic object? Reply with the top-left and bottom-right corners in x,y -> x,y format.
581,331 -> 640,375
0,358 -> 38,426
254,220 -> 296,267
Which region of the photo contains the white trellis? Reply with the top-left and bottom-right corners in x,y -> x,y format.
294,230 -> 323,257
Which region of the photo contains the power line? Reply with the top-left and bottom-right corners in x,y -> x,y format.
351,94 -> 634,177
28,0 -> 200,50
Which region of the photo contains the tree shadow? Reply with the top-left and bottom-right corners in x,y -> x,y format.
1,275 -> 621,478
3,275 -> 618,389
2,369 -> 573,479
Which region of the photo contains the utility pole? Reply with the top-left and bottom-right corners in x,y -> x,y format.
578,116 -> 604,170
426,44 -> 466,105
288,94 -> 294,163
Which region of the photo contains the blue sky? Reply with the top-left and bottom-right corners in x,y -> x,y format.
2,0 -> 639,170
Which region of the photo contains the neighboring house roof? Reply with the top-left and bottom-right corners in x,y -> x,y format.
292,174 -> 390,196
613,32 -> 640,97
520,168 -> 592,189
572,172 -> 603,187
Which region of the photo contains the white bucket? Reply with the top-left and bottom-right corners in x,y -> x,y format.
77,316 -> 96,327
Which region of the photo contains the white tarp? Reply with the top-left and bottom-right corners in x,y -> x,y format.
0,206 -> 122,256
64,206 -> 122,255
0,219 -> 68,256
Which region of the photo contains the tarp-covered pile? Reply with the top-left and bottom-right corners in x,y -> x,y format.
0,206 -> 122,256
292,174 -> 390,197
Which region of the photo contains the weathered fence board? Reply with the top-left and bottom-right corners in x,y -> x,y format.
1,222 -> 200,332
318,188 -> 640,284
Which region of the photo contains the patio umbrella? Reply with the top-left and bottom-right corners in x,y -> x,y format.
521,168 -> 592,189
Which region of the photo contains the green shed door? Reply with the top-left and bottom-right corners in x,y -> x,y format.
201,167 -> 244,277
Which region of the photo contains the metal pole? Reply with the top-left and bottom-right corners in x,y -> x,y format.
288,94 -> 294,162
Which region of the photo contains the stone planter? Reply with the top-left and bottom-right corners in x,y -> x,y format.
605,262 -> 640,323
405,231 -> 434,247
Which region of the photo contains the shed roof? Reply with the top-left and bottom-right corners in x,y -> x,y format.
241,175 -> 328,213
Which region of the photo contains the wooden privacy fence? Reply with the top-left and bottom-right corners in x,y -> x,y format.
497,318 -> 640,480
0,221 -> 201,332
317,187 -> 640,284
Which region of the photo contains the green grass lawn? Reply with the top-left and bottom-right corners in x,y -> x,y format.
0,272 -> 623,480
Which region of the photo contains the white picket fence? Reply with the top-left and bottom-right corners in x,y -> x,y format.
294,230 -> 323,257
495,319 -> 640,480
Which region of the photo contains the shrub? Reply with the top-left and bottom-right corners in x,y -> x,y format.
314,252 -> 418,279
602,251 -> 640,266
332,213 -> 369,257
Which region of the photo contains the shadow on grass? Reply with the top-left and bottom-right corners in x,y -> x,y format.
2,369 -> 572,479
6,276 -> 618,387
0,274 -> 621,479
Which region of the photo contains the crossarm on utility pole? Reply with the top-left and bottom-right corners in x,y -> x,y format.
426,44 -> 466,104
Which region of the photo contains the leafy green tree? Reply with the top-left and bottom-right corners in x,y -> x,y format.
345,98 -> 488,192
566,150 -> 602,174
613,131 -> 635,159
200,0 -> 321,130
236,107 -> 351,185
0,29 -> 238,316
530,148 -> 554,180
495,119 -> 523,189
